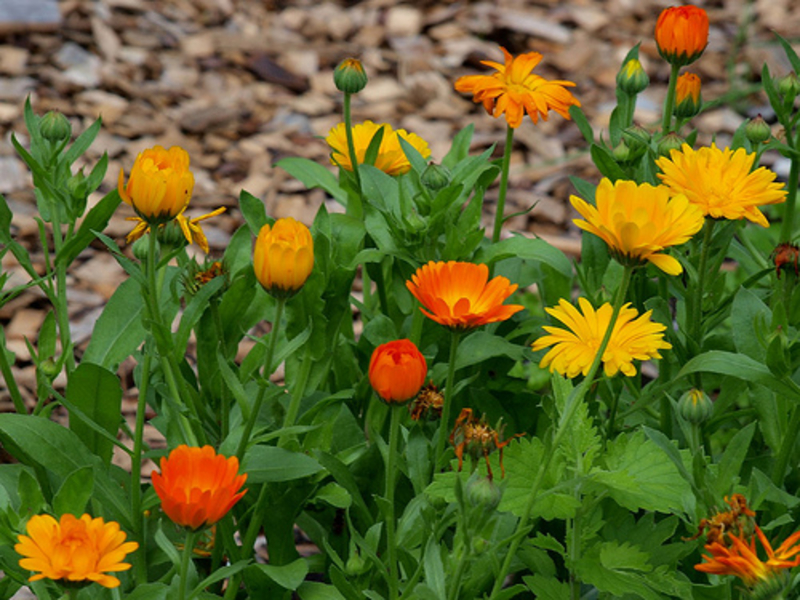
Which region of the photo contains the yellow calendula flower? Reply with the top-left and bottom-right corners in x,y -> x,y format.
571,178 -> 704,276
326,120 -> 430,176
126,207 -> 226,254
253,217 -> 314,298
656,143 -> 787,227
532,298 -> 672,378
118,145 -> 194,224
454,46 -> 580,128
15,513 -> 138,589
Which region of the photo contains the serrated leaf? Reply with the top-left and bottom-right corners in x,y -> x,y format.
523,575 -> 570,600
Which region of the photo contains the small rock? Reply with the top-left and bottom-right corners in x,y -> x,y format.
385,5 -> 423,38
0,156 -> 29,194
0,45 -> 28,75
54,42 -> 102,88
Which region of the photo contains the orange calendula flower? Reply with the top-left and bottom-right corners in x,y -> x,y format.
532,297 -> 672,378
368,339 -> 428,404
406,261 -> 525,330
253,217 -> 314,298
696,525 -> 800,588
118,145 -> 194,224
15,513 -> 138,589
656,143 -> 787,228
571,178 -> 704,276
454,46 -> 581,128
655,5 -> 709,67
151,445 -> 248,531
326,120 -> 430,176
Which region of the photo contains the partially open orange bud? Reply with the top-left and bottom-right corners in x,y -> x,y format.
368,339 -> 427,404
674,72 -> 702,118
655,5 -> 709,67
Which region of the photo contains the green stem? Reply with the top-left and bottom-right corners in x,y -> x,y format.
447,550 -> 469,600
0,328 -> 26,414
779,130 -> 799,243
209,300 -> 231,440
435,330 -> 461,470
384,405 -> 403,600
689,219 -> 716,367
343,92 -> 363,202
488,266 -> 634,600
772,404 -> 800,485
236,297 -> 285,461
278,343 -> 313,449
131,351 -> 153,585
568,453 -> 584,600
178,529 -> 198,600
492,125 -> 516,244
661,63 -> 681,134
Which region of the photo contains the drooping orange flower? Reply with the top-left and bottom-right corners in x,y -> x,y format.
655,5 -> 709,67
253,217 -> 314,298
15,513 -> 138,589
368,339 -> 428,404
696,525 -> 800,588
326,120 -> 430,176
118,145 -> 194,225
151,445 -> 248,531
656,143 -> 787,227
406,261 -> 525,330
454,46 -> 581,128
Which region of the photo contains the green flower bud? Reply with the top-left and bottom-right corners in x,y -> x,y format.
345,548 -> 369,576
745,115 -> 772,144
40,110 -> 71,143
616,58 -> 649,96
612,141 -> 632,163
777,72 -> 800,101
678,389 -> 713,424
334,58 -> 368,94
673,73 -> 702,119
466,474 -> 502,510
132,235 -> 152,262
421,162 -> 451,191
621,124 -> 650,160
40,357 -> 60,380
157,219 -> 189,251
657,132 -> 685,157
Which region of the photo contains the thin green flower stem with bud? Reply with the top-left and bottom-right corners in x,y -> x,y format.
688,220 -> 716,382
343,92 -> 362,203
131,350 -> 153,585
492,125 -> 516,244
435,329 -> 462,471
178,528 -> 198,600
661,63 -> 681,134
488,265 -> 634,600
236,296 -> 285,461
779,132 -> 799,243
385,404 -> 403,600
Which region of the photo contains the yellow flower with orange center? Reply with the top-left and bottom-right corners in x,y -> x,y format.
253,217 -> 314,298
406,261 -> 525,330
656,143 -> 787,227
15,513 -> 138,589
326,120 -> 430,176
151,445 -> 248,531
655,5 -> 709,67
368,339 -> 428,404
454,46 -> 581,128
532,298 -> 672,378
571,178 -> 704,276
118,145 -> 194,224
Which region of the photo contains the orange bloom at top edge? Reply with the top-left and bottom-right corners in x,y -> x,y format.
406,261 -> 525,330
15,513 -> 138,589
454,47 -> 581,128
368,339 -> 428,404
655,5 -> 709,67
151,445 -> 248,531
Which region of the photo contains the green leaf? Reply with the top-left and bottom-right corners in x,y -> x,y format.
523,575 -> 570,600
569,105 -> 594,145
442,123 -> 474,168
455,331 -> 525,370
774,32 -> 800,74
192,560 -> 250,597
312,482 -> 351,509
239,189 -> 269,237
241,446 -> 324,483
298,582 -> 347,600
250,559 -> 308,591
423,537 -> 446,600
711,422 -> 755,499
123,583 -> 170,600
398,135 -> 429,174
174,276 -> 226,356
730,287 -> 771,361
56,190 -> 122,268
473,235 -> 573,278
589,431 -> 693,516
66,362 -> 122,465
64,116 -> 102,165
52,466 -> 94,517
590,143 -> 627,181
277,157 -> 348,206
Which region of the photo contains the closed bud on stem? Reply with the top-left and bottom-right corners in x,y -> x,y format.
617,58 -> 650,96
621,124 -> 651,158
777,72 -> 800,101
745,115 -> 772,144
421,162 -> 451,191
612,141 -> 633,163
674,72 -> 702,119
40,110 -> 71,143
657,132 -> 685,157
334,58 -> 368,94
678,389 -> 713,424
39,357 -> 60,380
465,473 -> 502,510
132,235 -> 153,262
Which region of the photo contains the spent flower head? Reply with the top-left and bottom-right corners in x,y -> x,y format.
656,143 -> 787,227
454,46 -> 580,128
15,513 -> 138,589
326,120 -> 430,176
532,297 -> 672,378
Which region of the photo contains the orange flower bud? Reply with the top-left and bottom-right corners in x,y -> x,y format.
118,145 -> 194,225
151,445 -> 248,531
253,217 -> 314,298
368,339 -> 427,404
655,5 -> 709,67
674,72 -> 702,118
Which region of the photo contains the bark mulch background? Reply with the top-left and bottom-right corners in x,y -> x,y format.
0,0 -> 798,515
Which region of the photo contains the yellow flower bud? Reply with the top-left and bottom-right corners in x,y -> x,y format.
253,217 -> 314,298
617,58 -> 649,96
118,145 -> 194,226
674,72 -> 702,119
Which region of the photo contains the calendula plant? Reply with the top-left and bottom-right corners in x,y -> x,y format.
3,4 -> 800,600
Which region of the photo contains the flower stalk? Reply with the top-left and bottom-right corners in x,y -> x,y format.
436,330 -> 461,471
492,125 -> 515,243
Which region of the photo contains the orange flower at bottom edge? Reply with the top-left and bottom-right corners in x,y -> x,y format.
696,525 -> 800,588
15,513 -> 138,589
368,339 -> 428,404
406,261 -> 525,330
151,445 -> 248,531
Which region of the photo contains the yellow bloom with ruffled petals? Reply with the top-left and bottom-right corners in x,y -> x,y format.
326,120 -> 430,176
571,178 -> 704,276
532,298 -> 672,378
